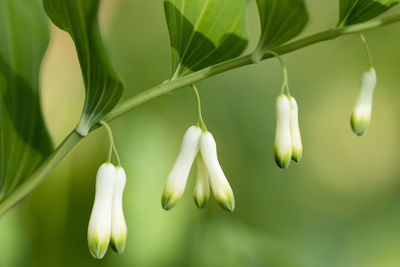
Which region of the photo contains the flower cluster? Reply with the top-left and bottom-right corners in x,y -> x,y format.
83,33 -> 380,260
161,126 -> 234,211
274,94 -> 303,169
87,163 -> 127,259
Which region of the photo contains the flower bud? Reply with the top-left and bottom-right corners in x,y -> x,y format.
162,126 -> 202,210
274,94 -> 292,169
88,163 -> 116,259
289,96 -> 303,162
351,68 -> 376,136
200,132 -> 235,212
193,155 -> 210,209
110,166 -> 127,253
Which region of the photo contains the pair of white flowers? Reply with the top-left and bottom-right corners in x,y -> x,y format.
274,94 -> 303,169
274,66 -> 376,169
87,163 -> 127,259
351,67 -> 376,136
162,126 -> 234,211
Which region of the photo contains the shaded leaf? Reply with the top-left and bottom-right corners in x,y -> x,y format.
338,0 -> 400,26
43,0 -> 124,136
164,0 -> 249,79
0,0 -> 53,200
253,0 -> 309,60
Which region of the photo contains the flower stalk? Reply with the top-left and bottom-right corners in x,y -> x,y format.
191,85 -> 207,132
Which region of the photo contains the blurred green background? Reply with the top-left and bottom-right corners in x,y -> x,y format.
1,0 -> 400,266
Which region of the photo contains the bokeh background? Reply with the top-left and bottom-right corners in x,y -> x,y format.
1,0 -> 400,266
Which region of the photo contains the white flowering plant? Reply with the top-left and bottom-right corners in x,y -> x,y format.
0,0 -> 399,259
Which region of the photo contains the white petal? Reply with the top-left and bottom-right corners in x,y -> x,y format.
351,68 -> 376,136
200,132 -> 234,212
110,166 -> 127,253
88,163 -> 116,259
193,155 -> 210,209
274,94 -> 292,169
161,126 -> 202,210
289,96 -> 303,162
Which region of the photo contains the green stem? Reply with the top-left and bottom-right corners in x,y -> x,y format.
0,131 -> 82,217
1,13 -> 400,217
265,50 -> 290,95
191,85 -> 207,131
104,13 -> 400,123
99,120 -> 121,165
100,121 -> 113,162
358,32 -> 374,68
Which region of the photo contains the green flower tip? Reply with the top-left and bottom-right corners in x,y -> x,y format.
218,199 -> 235,212
161,192 -> 178,211
194,195 -> 209,209
88,235 -> 109,260
110,234 -> 127,254
292,150 -> 303,163
274,149 -> 291,169
351,114 -> 369,136
215,193 -> 235,212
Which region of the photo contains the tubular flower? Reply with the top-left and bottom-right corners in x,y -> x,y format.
274,94 -> 292,169
110,166 -> 127,253
200,131 -> 235,212
351,67 -> 377,136
88,163 -> 116,259
193,154 -> 210,208
162,126 -> 202,210
289,96 -> 303,162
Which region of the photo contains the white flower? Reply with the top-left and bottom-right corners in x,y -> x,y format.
110,166 -> 127,253
88,163 -> 116,259
289,96 -> 303,162
200,131 -> 235,212
274,94 -> 292,169
193,154 -> 210,208
351,67 -> 377,136
161,126 -> 202,210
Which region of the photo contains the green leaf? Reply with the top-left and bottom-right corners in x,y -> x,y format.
0,0 -> 53,200
43,0 -> 124,136
338,0 -> 400,26
253,0 -> 309,60
164,0 -> 249,79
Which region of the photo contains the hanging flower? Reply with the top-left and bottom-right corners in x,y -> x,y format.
88,163 -> 116,259
274,94 -> 292,169
110,166 -> 127,253
289,96 -> 303,162
351,67 -> 377,136
200,131 -> 235,212
193,154 -> 210,208
161,126 -> 202,210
